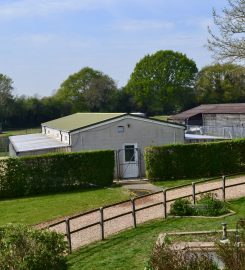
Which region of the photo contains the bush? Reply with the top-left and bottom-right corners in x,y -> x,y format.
170,193 -> 228,217
0,224 -> 67,270
0,150 -> 114,198
196,193 -> 228,216
145,139 -> 245,180
147,238 -> 219,270
170,198 -> 194,216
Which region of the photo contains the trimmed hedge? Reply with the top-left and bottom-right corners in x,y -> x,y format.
0,150 -> 114,198
145,139 -> 245,180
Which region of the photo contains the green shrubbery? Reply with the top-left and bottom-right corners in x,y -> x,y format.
0,224 -> 67,270
0,150 -> 114,198
145,139 -> 245,180
170,193 -> 228,217
169,198 -> 194,216
196,193 -> 228,216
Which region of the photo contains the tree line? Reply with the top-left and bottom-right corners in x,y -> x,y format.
1,55 -> 244,130
0,0 -> 244,130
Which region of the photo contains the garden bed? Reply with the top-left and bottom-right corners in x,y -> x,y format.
170,193 -> 230,218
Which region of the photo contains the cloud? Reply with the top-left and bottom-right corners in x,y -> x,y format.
113,19 -> 175,32
0,0 -> 116,20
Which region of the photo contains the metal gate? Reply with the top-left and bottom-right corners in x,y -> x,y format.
116,144 -> 141,179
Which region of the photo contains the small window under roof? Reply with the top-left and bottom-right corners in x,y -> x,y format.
117,126 -> 124,133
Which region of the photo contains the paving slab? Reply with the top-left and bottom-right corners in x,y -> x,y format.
117,179 -> 162,193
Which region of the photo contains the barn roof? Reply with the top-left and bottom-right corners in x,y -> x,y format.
169,103 -> 245,121
42,113 -> 126,132
42,112 -> 185,132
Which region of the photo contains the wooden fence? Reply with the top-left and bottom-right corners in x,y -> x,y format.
47,173 -> 245,253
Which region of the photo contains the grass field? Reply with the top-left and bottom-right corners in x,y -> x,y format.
0,187 -> 130,226
151,115 -> 170,121
0,127 -> 41,137
153,173 -> 244,189
153,177 -> 211,188
67,197 -> 245,270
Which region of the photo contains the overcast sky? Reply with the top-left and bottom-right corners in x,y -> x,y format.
0,0 -> 227,97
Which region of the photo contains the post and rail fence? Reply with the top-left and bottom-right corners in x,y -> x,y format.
46,173 -> 245,253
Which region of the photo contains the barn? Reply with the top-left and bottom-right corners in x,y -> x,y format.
169,103 -> 245,139
9,113 -> 185,178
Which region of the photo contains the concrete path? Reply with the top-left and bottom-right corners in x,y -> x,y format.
117,179 -> 162,193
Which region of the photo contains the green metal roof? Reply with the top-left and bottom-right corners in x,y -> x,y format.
42,113 -> 126,132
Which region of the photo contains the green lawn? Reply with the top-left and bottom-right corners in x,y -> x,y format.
0,127 -> 41,137
67,197 -> 245,270
151,115 -> 169,121
153,178 -> 211,188
0,187 -> 130,226
153,174 -> 244,189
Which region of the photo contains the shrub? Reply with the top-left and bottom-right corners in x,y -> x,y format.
145,139 -> 245,180
170,198 -> 194,216
170,193 -> 228,217
196,193 -> 228,216
0,224 -> 67,270
147,238 -> 219,270
0,150 -> 114,198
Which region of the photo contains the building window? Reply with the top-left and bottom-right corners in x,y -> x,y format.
125,145 -> 135,162
65,136 -> 68,141
117,126 -> 124,133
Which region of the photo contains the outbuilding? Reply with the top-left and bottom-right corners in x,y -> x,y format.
169,103 -> 245,138
10,113 -> 185,178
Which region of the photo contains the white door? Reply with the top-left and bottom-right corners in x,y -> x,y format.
121,143 -> 139,178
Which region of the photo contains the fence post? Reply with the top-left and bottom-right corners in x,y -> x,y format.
163,189 -> 167,218
65,218 -> 72,253
100,207 -> 105,240
131,198 -> 137,228
192,182 -> 196,204
222,175 -> 226,201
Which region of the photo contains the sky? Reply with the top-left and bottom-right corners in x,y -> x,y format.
0,0 -> 227,97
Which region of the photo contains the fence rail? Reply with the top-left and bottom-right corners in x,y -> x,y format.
46,173 -> 245,253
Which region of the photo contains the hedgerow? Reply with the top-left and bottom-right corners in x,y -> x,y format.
0,150 -> 114,198
145,139 -> 245,180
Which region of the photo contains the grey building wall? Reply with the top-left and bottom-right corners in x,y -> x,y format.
70,117 -> 185,176
203,113 -> 245,127
203,113 -> 245,138
9,143 -> 17,157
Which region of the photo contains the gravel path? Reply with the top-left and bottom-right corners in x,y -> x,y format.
43,175 -> 245,250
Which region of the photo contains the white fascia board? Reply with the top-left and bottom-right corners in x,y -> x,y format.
70,115 -> 185,135
126,115 -> 186,130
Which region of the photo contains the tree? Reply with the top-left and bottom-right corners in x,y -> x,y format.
83,75 -> 117,112
113,87 -> 135,113
0,74 -> 14,128
195,63 -> 245,104
125,50 -> 198,115
55,67 -> 118,112
208,0 -> 245,62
